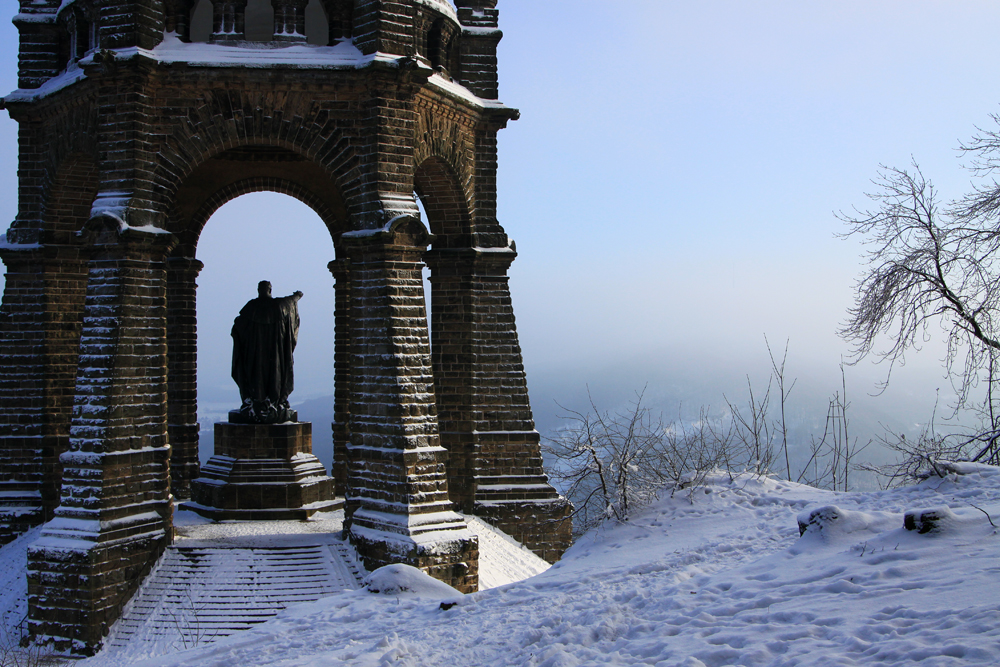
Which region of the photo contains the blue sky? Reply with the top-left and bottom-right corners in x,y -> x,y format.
3,1 -> 1000,435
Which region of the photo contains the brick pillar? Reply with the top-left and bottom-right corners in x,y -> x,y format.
96,0 -> 164,50
424,245 -> 572,563
27,226 -> 176,656
324,0 -> 353,42
352,0 -> 416,57
341,218 -> 478,593
0,243 -> 89,544
328,258 -> 350,496
13,1 -> 60,90
166,257 -> 203,500
455,0 -> 501,100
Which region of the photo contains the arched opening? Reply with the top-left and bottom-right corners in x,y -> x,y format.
427,19 -> 444,70
304,0 -> 329,45
414,192 -> 433,342
190,0 -> 213,42
244,0 -> 274,42
193,192 -> 338,471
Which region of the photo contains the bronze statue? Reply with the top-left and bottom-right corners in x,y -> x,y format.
230,281 -> 303,423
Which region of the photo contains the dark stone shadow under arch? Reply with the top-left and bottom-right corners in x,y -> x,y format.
414,155 -> 474,249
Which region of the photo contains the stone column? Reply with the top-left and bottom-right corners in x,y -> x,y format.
164,0 -> 195,41
272,0 -> 308,42
210,0 -> 248,43
424,245 -> 572,563
27,225 -> 176,656
166,257 -> 203,500
341,217 -> 478,593
0,243 -> 89,543
328,257 -> 350,496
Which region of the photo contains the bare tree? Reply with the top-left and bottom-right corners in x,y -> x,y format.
839,120 -> 1000,465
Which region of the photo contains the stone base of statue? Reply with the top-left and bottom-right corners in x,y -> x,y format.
186,422 -> 340,520
228,403 -> 297,425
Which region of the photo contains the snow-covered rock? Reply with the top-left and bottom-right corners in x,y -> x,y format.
362,564 -> 462,600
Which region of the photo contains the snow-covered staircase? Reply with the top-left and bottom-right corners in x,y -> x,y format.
104,539 -> 365,654
80,510 -> 550,664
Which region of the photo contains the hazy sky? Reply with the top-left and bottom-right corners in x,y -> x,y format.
2,1 -> 1000,438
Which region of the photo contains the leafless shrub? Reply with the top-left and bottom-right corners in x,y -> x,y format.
725,376 -> 776,477
544,389 -> 669,534
0,617 -> 56,667
543,389 -> 733,535
857,397 -> 975,488
545,343 -> 878,537
653,408 -> 733,501
797,365 -> 871,492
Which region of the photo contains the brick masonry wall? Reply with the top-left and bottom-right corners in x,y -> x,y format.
0,0 -> 574,639
165,257 -> 203,500
425,247 -> 572,562
0,246 -> 90,541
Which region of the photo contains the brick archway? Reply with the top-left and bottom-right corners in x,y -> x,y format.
0,0 -> 571,654
164,163 -> 347,499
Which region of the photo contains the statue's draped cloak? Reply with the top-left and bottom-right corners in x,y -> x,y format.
231,294 -> 300,407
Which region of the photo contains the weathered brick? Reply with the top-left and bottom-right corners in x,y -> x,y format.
1,0 -> 568,654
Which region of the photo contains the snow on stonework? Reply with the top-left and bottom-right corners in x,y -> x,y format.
6,469 -> 1000,664
363,564 -> 462,599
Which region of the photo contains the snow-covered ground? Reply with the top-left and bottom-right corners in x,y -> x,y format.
131,467 -> 1000,666
4,466 -> 1000,665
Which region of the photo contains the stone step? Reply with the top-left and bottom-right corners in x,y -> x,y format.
103,539 -> 366,653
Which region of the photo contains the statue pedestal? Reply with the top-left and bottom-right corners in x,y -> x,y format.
186,422 -> 340,520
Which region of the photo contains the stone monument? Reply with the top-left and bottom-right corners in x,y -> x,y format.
0,0 -> 570,654
230,281 -> 302,424
188,282 -> 337,520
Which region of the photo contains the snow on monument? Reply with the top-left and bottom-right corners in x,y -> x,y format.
0,0 -> 570,655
